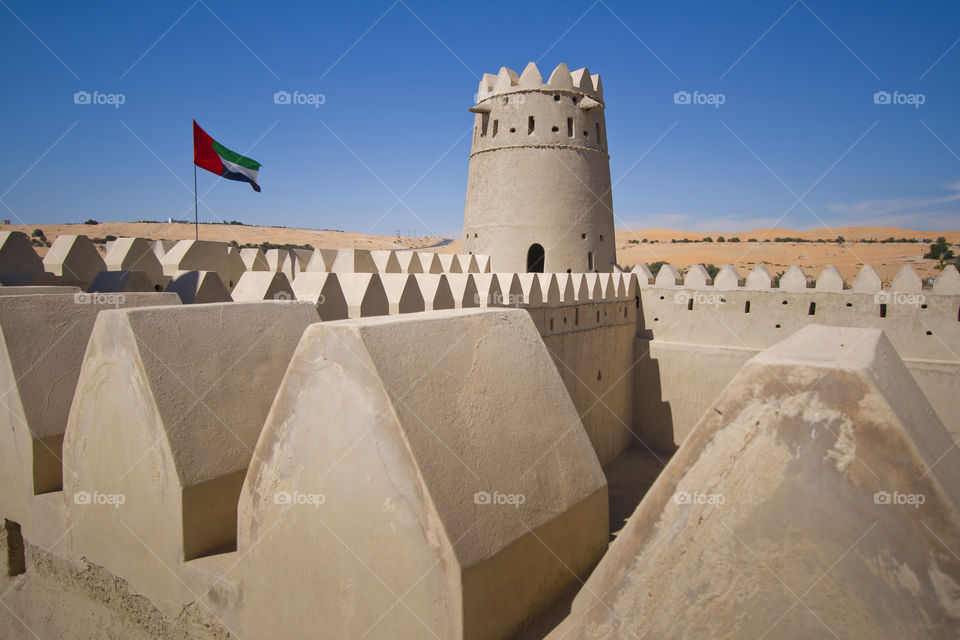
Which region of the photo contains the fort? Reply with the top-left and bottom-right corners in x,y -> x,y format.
1,63 -> 959,639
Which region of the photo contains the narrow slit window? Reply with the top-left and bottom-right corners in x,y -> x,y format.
567,118 -> 573,137
687,299 -> 694,311
880,303 -> 887,318
744,301 -> 751,313
587,251 -> 594,270
481,113 -> 489,137
528,116 -> 535,135
808,302 -> 816,316
492,119 -> 498,137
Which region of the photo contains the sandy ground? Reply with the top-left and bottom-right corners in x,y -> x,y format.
7,222 -> 447,256
615,226 -> 960,283
9,222 -> 957,285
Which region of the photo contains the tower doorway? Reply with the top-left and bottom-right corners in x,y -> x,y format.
526,244 -> 545,273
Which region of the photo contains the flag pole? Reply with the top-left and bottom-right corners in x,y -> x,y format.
193,162 -> 198,240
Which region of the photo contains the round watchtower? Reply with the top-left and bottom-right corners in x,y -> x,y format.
463,62 -> 616,273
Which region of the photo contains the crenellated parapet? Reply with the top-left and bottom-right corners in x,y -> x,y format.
470,63 -> 607,158
632,261 -> 960,451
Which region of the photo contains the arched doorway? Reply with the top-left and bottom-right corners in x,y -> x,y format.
526,243 -> 544,273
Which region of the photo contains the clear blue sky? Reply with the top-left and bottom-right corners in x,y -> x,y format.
2,0 -> 959,235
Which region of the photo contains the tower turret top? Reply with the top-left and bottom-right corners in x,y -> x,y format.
475,62 -> 603,104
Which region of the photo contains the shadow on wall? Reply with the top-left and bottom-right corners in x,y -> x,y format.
633,307 -> 676,452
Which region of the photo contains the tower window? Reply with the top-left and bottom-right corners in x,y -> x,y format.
481,113 -> 489,137
528,116 -> 535,135
568,118 -> 573,137
492,120 -> 498,137
587,251 -> 594,271
583,130 -> 589,136
527,244 -> 545,273
509,127 -> 516,133
554,94 -> 561,101
551,126 -> 559,132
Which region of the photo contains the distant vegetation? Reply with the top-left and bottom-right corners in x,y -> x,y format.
924,237 -> 958,270
648,261 -> 666,277
657,236 -> 932,244
240,241 -> 315,252
31,228 -> 49,247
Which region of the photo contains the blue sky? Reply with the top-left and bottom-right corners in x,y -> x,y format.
1,0 -> 959,235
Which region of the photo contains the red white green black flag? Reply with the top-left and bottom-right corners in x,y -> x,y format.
192,120 -> 262,192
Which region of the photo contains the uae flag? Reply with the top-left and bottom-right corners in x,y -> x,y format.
193,120 -> 262,192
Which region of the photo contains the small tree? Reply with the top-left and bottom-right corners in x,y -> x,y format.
83,219 -> 99,225
836,236 -> 844,244
717,236 -> 726,243
924,237 -> 955,270
648,261 -> 666,277
703,236 -> 713,243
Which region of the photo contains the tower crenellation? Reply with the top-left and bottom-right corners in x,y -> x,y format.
463,62 -> 616,274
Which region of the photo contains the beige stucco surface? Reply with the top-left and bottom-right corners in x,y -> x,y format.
0,231 -> 43,274
104,237 -> 163,286
463,63 -> 615,274
235,308 -> 608,639
555,325 -> 960,639
61,301 -> 319,615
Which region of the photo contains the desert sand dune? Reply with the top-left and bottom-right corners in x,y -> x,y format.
8,222 -> 957,284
